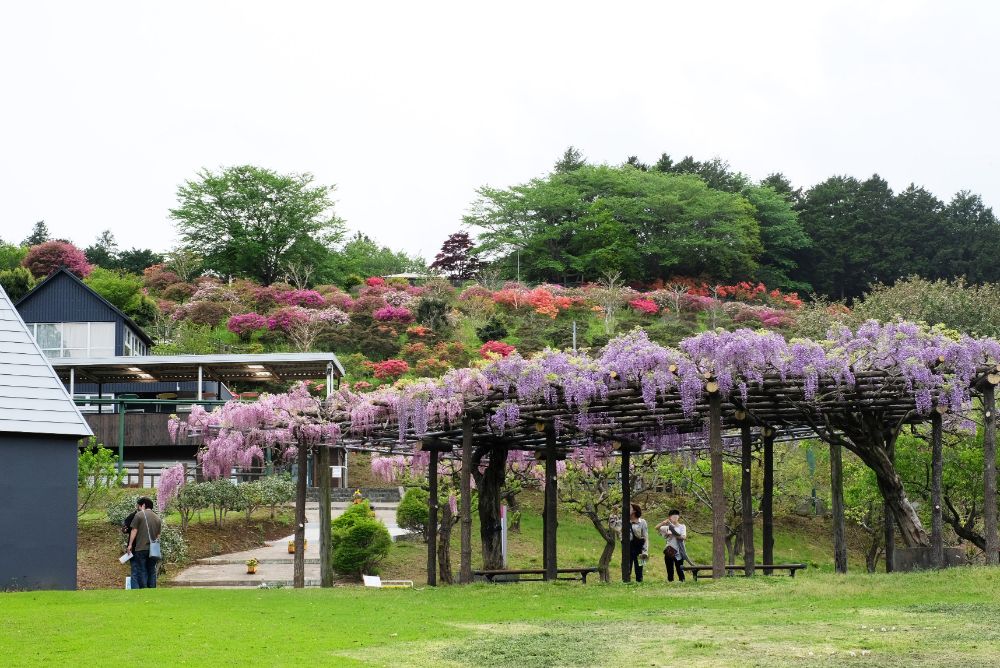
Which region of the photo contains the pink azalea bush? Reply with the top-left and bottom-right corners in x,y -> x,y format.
373,305 -> 415,323
23,241 -> 92,278
227,312 -> 268,338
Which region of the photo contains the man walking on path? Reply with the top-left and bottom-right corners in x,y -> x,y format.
127,497 -> 162,589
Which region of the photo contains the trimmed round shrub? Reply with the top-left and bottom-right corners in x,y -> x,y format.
396,487 -> 429,538
331,517 -> 392,578
23,241 -> 92,278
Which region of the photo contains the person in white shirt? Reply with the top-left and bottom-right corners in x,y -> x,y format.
656,509 -> 687,582
628,503 -> 649,582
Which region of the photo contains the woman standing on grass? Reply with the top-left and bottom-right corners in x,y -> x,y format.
656,509 -> 686,582
628,503 -> 649,582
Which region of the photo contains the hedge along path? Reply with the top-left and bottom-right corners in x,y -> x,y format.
170,320 -> 1000,585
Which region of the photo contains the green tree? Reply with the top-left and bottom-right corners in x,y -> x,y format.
553,146 -> 586,173
0,242 -> 29,271
77,437 -> 125,515
0,266 -> 35,301
322,232 -> 425,286
794,175 -> 867,299
85,267 -> 157,325
22,220 -> 50,246
467,164 -> 761,284
170,165 -> 345,284
115,248 -> 164,274
84,230 -> 119,268
742,185 -> 811,291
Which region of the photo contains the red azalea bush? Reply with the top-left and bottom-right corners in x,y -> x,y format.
23,241 -> 92,278
227,312 -> 268,338
373,305 -> 414,323
629,298 -> 659,315
365,277 -> 386,288
480,340 -> 516,358
406,324 -> 431,337
369,359 -> 408,379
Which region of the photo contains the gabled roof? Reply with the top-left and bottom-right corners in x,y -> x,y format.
0,284 -> 93,437
15,268 -> 154,346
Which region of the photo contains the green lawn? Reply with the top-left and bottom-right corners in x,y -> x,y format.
3,568 -> 999,666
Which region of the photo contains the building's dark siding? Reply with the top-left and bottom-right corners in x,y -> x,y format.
16,272 -> 127,354
0,434 -> 78,590
72,381 -> 234,399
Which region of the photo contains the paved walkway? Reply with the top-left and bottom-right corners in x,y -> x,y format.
170,501 -> 407,587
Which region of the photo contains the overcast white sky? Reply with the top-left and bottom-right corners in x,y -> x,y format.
1,1 -> 997,260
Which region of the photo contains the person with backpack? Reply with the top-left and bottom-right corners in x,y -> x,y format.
125,497 -> 162,589
628,503 -> 649,582
656,509 -> 687,582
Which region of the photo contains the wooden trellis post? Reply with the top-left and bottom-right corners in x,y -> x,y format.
543,423 -> 558,581
426,443 -> 439,586
984,381 -> 999,565
762,427 -> 775,574
931,410 -> 944,568
709,388 -> 725,580
460,416 -> 474,584
293,442 -> 308,589
318,445 -> 333,588
830,440 -> 847,574
620,442 -> 631,583
884,438 -> 895,573
739,416 -> 754,577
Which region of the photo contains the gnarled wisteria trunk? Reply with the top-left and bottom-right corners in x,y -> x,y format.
828,413 -> 930,548
473,443 -> 507,570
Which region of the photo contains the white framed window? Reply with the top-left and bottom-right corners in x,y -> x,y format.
28,322 -> 115,358
123,328 -> 146,356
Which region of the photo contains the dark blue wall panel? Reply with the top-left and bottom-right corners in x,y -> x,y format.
0,434 -> 78,590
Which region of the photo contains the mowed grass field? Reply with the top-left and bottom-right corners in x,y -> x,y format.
2,568 -> 999,667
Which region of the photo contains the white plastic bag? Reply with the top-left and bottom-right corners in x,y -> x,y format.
125,576 -> 132,590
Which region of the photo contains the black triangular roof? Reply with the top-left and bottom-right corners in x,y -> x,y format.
15,268 -> 154,346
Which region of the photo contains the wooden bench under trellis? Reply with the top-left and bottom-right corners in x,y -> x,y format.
686,563 -> 807,580
473,567 -> 601,583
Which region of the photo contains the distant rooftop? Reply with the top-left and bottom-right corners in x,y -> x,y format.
49,352 -> 344,385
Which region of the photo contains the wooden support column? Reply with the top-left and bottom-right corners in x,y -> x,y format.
319,445 -> 333,587
459,415 -> 474,584
293,442 -> 308,589
884,439 -> 895,573
762,427 -> 775,575
620,444 -> 632,583
709,390 -> 726,580
137,461 -> 145,488
739,418 -> 754,577
931,410 -> 944,569
831,441 -> 848,574
543,424 -> 558,581
427,445 -> 439,586
984,382 -> 999,565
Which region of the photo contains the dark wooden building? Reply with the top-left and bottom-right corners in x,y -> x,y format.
15,268 -> 233,409
0,283 -> 92,590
